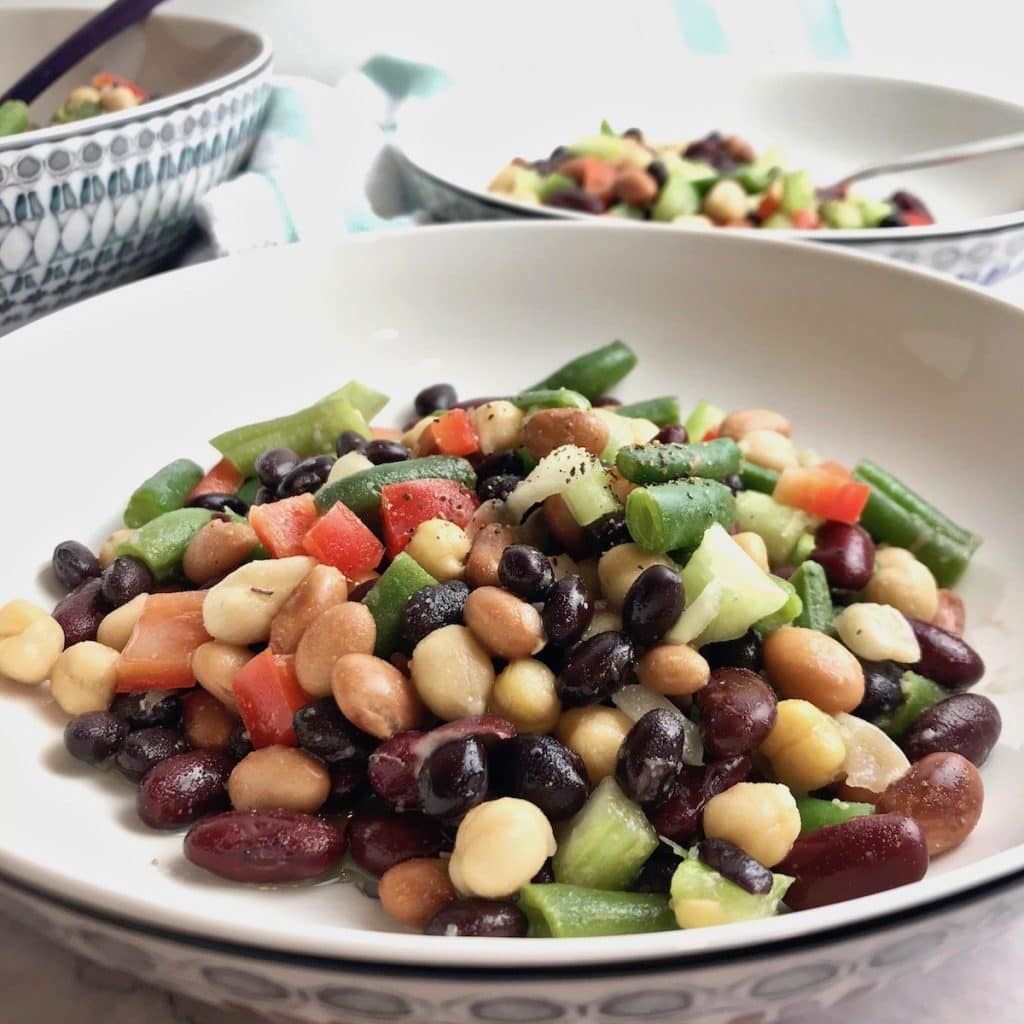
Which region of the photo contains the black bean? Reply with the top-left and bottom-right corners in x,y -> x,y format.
646,160 -> 668,189
498,544 -> 555,602
52,578 -> 108,647
697,838 -> 773,894
349,578 -> 377,603
683,132 -> 734,173
415,383 -> 458,417
186,492 -> 249,515
335,430 -> 368,457
364,440 -> 409,466
694,667 -> 777,760
654,424 -> 688,444
64,711 -> 127,765
903,693 -> 1002,767
622,565 -> 683,646
492,734 -> 590,821
51,540 -> 101,591
723,474 -> 744,495
531,859 -> 555,884
889,189 -> 932,218
226,721 -> 254,762
647,755 -> 752,844
476,450 -> 525,482
110,691 -> 183,731
417,737 -> 489,820
402,581 -> 470,650
424,898 -> 528,937
631,843 -> 682,893
878,210 -> 906,228
478,474 -> 522,502
542,575 -> 594,648
115,727 -> 189,782
254,446 -> 299,489
700,630 -> 763,672
906,618 -> 985,690
585,510 -> 631,553
853,659 -> 904,720
622,126 -> 644,141
277,455 -> 335,498
251,485 -> 276,506
137,749 -> 234,829
615,709 -> 688,805
556,630 -> 635,706
325,758 -> 368,809
544,188 -> 604,214
294,699 -> 370,764
100,556 -> 153,608
810,522 -> 875,592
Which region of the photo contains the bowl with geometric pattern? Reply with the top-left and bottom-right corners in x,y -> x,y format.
0,7 -> 272,335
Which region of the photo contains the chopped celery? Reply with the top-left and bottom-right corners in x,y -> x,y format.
822,199 -> 864,229
0,100 -> 30,136
363,553 -> 437,657
325,450 -> 374,485
592,408 -> 644,463
683,399 -> 724,445
553,777 -> 659,891
875,671 -> 947,738
599,118 -> 616,136
753,575 -> 803,635
671,858 -> 792,928
652,173 -> 700,221
567,134 -> 626,162
792,533 -> 816,564
795,795 -> 873,835
520,884 -> 676,938
538,173 -> 576,202
734,491 -> 815,565
663,577 -> 722,645
855,196 -> 893,228
607,203 -> 646,220
680,523 -> 788,644
781,170 -> 815,213
561,464 -> 620,526
736,146 -> 784,192
505,445 -> 597,523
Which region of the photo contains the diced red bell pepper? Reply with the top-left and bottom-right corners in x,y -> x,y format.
231,649 -> 311,747
188,457 -> 245,499
424,408 -> 479,457
379,478 -> 480,558
249,494 -> 320,558
791,209 -> 821,230
116,592 -> 210,691
773,466 -> 871,525
903,211 -> 933,227
757,193 -> 781,220
702,426 -> 720,442
303,501 -> 385,578
570,157 -> 616,202
92,72 -> 148,100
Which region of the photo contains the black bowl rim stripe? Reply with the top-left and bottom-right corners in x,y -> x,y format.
1,864 -> 1022,980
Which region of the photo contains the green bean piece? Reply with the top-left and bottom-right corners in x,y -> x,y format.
795,796 -> 873,835
314,456 -> 476,526
0,100 -> 29,137
791,560 -> 833,633
537,172 -> 576,202
614,396 -> 681,427
682,399 -> 725,446
852,460 -> 981,551
753,575 -> 803,635
626,479 -> 735,554
670,858 -> 792,927
511,388 -> 591,411
875,671 -> 947,738
123,458 -> 205,529
738,461 -> 780,495
519,884 -> 676,938
210,397 -> 369,477
526,340 -> 638,401
362,553 -> 437,657
616,438 -> 742,485
792,532 -> 816,564
236,477 -> 261,506
116,508 -> 213,580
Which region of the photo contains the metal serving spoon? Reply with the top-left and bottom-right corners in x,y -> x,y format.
0,0 -> 167,106
828,129 -> 1024,193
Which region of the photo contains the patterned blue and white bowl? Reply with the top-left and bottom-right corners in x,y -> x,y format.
0,7 -> 272,334
396,68 -> 1024,286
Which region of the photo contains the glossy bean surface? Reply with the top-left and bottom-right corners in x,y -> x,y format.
810,522 -> 875,591
622,565 -> 683,646
293,699 -> 370,765
616,709 -> 689,805
695,667 -> 777,759
417,737 -> 489,820
697,838 -> 773,894
52,578 -> 107,647
137,750 -> 234,829
52,540 -> 101,591
646,755 -> 752,844
347,811 -> 445,876
64,711 -> 126,764
556,631 -> 635,706
115,727 -> 189,781
902,693 -> 1001,766
700,630 -> 762,673
493,734 -> 590,821
401,581 -> 470,650
906,618 -> 985,690
424,898 -> 528,936
542,575 -> 594,647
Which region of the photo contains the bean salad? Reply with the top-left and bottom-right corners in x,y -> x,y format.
0,73 -> 147,137
489,123 -> 934,230
0,341 -> 999,939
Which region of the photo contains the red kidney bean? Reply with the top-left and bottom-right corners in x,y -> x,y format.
347,811 -> 445,877
697,838 -> 773,894
542,575 -> 594,648
545,188 -> 605,214
115,727 -> 189,782
556,631 -> 636,706
616,709 -> 690,805
111,691 -> 183,731
700,630 -> 762,673
655,424 -> 688,444
417,737 -> 489,820
622,565 -> 683,646
52,577 -> 108,647
64,711 -> 126,765
184,809 -> 346,883
51,540 -> 101,592
809,522 -> 875,592
492,734 -> 590,821
777,813 -> 929,911
694,668 -> 777,760
325,758 -> 368,809
424,898 -> 528,937
902,693 -> 1001,766
647,755 -> 752,844
906,618 -> 985,690
137,750 -> 234,830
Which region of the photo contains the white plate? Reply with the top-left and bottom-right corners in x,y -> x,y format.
0,223 -> 1021,973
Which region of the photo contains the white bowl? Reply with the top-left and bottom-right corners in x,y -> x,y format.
1,223 -> 1022,1023
0,6 -> 272,334
396,68 -> 1024,285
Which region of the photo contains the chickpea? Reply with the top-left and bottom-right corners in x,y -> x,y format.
202,556 -> 315,645
378,858 -> 457,929
182,689 -> 237,749
763,626 -> 865,714
448,798 -> 556,899
325,450 -> 373,484
833,603 -> 921,664
555,705 -> 632,785
732,531 -> 770,573
636,643 -> 709,696
99,85 -> 139,111
411,624 -> 495,721
97,593 -> 147,651
0,600 -> 65,685
183,519 -> 259,585
865,553 -> 939,622
294,602 -> 376,697
488,658 -> 561,733
228,746 -> 331,814
49,641 -> 119,714
702,782 -> 801,867
405,519 -> 471,582
471,401 -> 524,455
738,430 -> 799,471
832,712 -> 910,800
464,587 -> 545,660
68,85 -> 101,107
598,544 -> 676,609
99,528 -> 135,568
331,653 -> 423,740
522,409 -> 610,460
702,179 -> 748,224
465,523 -> 517,589
718,408 -> 792,442
759,699 -> 846,792
268,564 -> 348,654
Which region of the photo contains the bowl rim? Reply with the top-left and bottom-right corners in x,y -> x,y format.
394,66 -> 1024,241
2,221 -> 1023,970
0,4 -> 272,152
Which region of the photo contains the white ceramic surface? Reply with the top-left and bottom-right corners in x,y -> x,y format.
396,68 -> 1024,283
0,224 -> 1021,1020
0,6 -> 272,333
